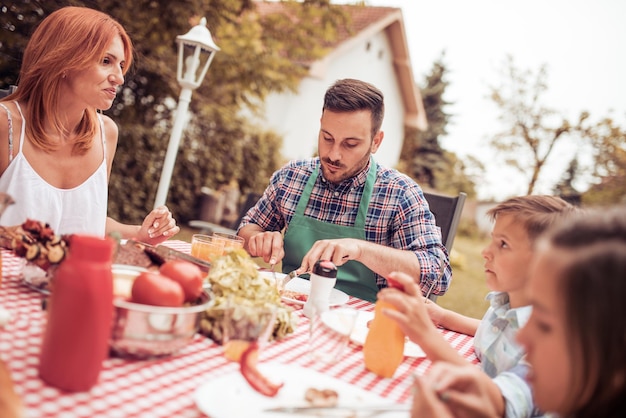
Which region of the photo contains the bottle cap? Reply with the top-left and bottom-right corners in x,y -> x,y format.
312,260 -> 337,278
68,235 -> 115,262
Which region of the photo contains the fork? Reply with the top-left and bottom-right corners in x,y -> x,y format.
270,262 -> 278,287
424,257 -> 447,301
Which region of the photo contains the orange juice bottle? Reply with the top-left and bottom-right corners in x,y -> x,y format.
363,299 -> 405,378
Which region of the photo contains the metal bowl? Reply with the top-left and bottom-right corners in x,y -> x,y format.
110,284 -> 212,359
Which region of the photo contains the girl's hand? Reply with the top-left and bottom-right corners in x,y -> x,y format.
411,373 -> 455,418
421,362 -> 503,418
137,206 -> 180,245
378,272 -> 439,342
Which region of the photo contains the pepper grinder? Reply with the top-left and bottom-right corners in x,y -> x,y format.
302,260 -> 338,319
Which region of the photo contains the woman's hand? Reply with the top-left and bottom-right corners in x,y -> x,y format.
136,206 -> 179,245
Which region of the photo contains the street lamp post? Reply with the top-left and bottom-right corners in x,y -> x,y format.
153,17 -> 220,209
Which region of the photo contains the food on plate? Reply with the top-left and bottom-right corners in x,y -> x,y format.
130,271 -> 185,307
304,387 -> 339,407
0,219 -> 69,271
113,240 -> 210,273
239,342 -> 284,397
280,289 -> 308,302
200,249 -> 296,343
113,240 -> 154,268
159,260 -> 204,302
223,340 -> 252,362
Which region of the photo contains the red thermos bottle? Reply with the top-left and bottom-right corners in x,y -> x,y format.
38,234 -> 115,392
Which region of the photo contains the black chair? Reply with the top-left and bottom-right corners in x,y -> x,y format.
423,191 -> 467,252
423,191 -> 467,301
0,85 -> 17,99
188,192 -> 262,236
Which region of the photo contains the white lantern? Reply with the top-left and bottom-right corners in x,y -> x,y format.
154,18 -> 220,209
176,17 -> 221,90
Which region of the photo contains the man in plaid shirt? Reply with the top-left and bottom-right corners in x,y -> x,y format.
238,79 -> 450,302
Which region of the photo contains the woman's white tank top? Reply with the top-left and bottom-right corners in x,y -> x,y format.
0,102 -> 108,236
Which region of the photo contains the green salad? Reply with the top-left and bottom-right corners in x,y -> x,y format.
199,249 -> 296,344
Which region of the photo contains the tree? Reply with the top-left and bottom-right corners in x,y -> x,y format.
0,0 -> 349,223
398,54 -> 477,197
553,157 -> 581,205
488,55 -> 587,195
490,55 -> 626,201
579,115 -> 626,205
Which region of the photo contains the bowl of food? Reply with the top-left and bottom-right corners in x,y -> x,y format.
201,298 -> 280,345
109,262 -> 212,358
199,250 -> 297,345
110,290 -> 212,358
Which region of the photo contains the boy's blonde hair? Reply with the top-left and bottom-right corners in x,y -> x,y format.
486,195 -> 576,243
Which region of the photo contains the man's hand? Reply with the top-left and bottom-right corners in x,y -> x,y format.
299,238 -> 361,273
244,230 -> 284,265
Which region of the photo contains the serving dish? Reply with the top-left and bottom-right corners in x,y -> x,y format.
194,364 -> 407,418
258,272 -> 350,306
109,264 -> 211,358
282,276 -> 350,306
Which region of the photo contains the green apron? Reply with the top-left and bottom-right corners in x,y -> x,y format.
282,159 -> 379,302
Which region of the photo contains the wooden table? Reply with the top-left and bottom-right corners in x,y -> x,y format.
0,241 -> 477,417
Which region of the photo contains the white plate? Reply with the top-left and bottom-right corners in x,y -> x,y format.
193,363 -> 406,418
350,311 -> 426,358
258,272 -> 350,306
21,261 -> 51,295
284,276 -> 349,306
22,263 -> 148,297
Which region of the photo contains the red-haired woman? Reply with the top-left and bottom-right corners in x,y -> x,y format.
0,6 -> 179,243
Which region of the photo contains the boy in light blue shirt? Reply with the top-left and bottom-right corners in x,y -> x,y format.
379,195 -> 576,418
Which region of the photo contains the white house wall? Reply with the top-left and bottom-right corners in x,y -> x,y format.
260,30 -> 406,169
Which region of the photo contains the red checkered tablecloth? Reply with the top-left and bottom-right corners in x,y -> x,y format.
0,242 -> 477,417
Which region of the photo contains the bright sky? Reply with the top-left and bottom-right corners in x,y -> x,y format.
360,0 -> 626,200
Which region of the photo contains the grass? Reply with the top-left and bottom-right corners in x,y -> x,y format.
174,226 -> 491,318
437,234 -> 490,319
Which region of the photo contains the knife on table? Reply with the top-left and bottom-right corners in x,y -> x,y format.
281,255 -> 350,289
264,403 -> 410,416
280,269 -> 300,288
128,240 -> 212,272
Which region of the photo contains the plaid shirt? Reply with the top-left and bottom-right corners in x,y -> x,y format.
238,157 -> 451,294
476,292 -> 544,418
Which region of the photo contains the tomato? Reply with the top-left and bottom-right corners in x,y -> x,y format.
131,271 -> 185,307
239,342 -> 284,397
159,260 -> 204,303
